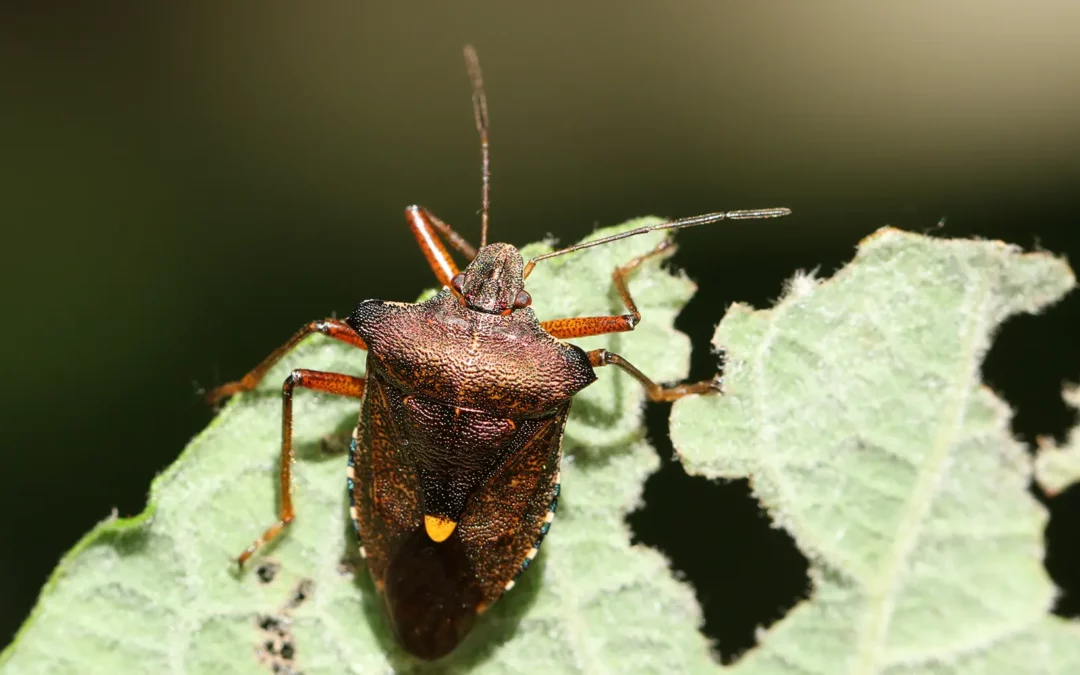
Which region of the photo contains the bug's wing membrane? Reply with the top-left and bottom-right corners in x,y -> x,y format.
457,401 -> 568,605
351,370 -> 567,658
351,370 -> 422,585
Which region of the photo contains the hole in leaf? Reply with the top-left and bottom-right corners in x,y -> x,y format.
631,406 -> 811,663
1045,482 -> 1080,619
982,300 -> 1080,449
982,296 -> 1080,618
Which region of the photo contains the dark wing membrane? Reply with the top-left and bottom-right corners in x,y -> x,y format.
350,369 -> 422,586
351,368 -> 566,659
457,401 -> 568,606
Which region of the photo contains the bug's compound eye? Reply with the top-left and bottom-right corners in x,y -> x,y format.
450,273 -> 466,294
513,290 -> 532,309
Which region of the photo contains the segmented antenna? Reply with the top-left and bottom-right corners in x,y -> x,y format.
463,45 -> 491,248
522,207 -> 792,278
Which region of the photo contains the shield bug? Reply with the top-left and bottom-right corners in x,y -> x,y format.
209,46 -> 790,660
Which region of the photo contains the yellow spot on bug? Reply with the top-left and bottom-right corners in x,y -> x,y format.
504,580 -> 515,591
526,547 -> 538,560
346,466 -> 355,480
349,506 -> 359,521
424,515 -> 457,542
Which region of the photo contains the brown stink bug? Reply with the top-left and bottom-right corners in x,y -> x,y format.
208,46 -> 790,660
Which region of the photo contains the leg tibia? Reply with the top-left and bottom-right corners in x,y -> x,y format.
587,349 -> 721,403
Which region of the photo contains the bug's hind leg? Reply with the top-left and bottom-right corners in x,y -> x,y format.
586,348 -> 721,402
237,369 -> 366,568
207,319 -> 367,405
540,239 -> 677,339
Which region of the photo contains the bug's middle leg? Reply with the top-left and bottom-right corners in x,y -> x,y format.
236,369 -> 366,567
540,238 -> 676,339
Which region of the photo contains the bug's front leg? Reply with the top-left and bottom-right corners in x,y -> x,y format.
405,205 -> 477,288
236,369 -> 366,567
540,238 -> 676,339
586,348 -> 721,402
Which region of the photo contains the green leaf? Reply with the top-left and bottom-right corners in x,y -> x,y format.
1035,385 -> 1080,497
1,219 -> 718,674
671,228 -> 1080,673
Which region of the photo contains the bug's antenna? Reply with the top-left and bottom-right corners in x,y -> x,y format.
463,45 -> 490,248
522,207 -> 792,278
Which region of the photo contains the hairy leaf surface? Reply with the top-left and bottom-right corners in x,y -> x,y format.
6,224 -> 1077,674
1,220 -> 714,674
1036,385 -> 1080,497
671,228 -> 1079,674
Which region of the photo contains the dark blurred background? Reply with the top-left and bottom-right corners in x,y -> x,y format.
2,2 -> 1078,660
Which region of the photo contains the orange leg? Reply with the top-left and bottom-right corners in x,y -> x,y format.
237,369 -> 366,567
419,207 -> 477,259
587,349 -> 721,402
405,205 -> 477,288
207,319 -> 367,405
541,239 -> 676,339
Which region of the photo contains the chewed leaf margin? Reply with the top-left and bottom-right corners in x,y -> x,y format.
1,217 -> 718,674
670,227 -> 1080,673
1035,385 -> 1080,497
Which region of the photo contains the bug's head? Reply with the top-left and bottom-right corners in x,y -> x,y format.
451,243 -> 531,315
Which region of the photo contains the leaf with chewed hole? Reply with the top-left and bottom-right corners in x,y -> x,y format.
1036,385 -> 1080,497
671,227 -> 1080,673
0,219 -> 717,674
